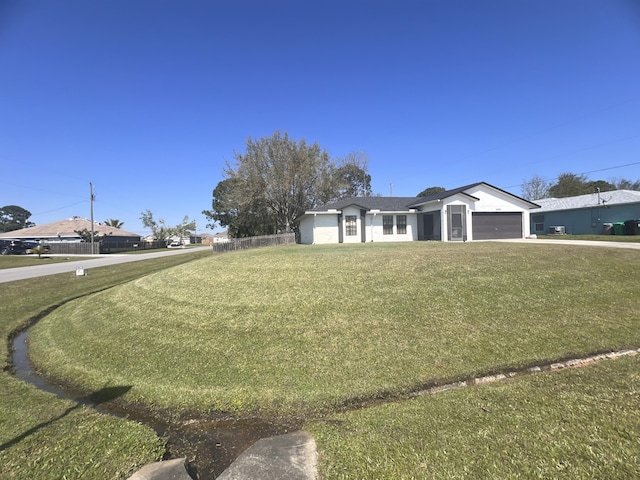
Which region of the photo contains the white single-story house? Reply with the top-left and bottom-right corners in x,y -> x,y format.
531,189 -> 640,235
298,182 -> 540,244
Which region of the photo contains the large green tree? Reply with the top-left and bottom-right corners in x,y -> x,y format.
333,151 -> 372,198
204,131 -> 371,237
0,205 -> 35,232
416,186 -> 446,197
547,173 -> 615,198
203,178 -> 276,237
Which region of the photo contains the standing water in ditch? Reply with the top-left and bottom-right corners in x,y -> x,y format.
11,329 -> 300,479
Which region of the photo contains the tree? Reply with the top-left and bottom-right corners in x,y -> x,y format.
547,173 -> 616,198
174,215 -> 197,239
203,178 -> 275,237
0,205 -> 35,232
587,179 -> 615,193
204,131 -> 368,237
610,177 -> 640,191
140,210 -> 196,242
520,175 -> 550,201
416,186 -> 446,197
547,173 -> 589,197
333,151 -> 372,198
74,228 -> 104,243
140,210 -> 171,241
104,218 -> 124,228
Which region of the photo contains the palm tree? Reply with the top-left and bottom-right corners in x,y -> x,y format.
104,218 -> 124,228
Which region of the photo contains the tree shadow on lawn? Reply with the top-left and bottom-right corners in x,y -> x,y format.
0,385 -> 132,452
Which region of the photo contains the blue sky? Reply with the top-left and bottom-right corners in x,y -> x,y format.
1,0 -> 639,236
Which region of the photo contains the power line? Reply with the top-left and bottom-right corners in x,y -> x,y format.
31,201 -> 88,217
505,161 -> 640,190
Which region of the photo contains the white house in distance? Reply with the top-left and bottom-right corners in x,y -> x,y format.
298,182 -> 540,244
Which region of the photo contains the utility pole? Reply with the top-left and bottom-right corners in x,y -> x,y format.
90,182 -> 95,254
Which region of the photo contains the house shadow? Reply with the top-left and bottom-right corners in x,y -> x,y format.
0,385 -> 132,452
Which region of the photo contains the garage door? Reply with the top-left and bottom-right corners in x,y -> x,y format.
472,212 -> 522,240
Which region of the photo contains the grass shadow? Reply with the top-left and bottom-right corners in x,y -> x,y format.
0,385 -> 132,452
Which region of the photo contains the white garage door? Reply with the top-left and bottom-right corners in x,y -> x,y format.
472,212 -> 522,240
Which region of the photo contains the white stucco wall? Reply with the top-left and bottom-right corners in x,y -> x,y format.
299,214 -> 339,244
367,213 -> 418,242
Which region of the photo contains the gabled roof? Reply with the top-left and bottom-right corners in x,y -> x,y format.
534,190 -> 640,213
306,196 -> 420,212
0,217 -> 140,239
306,181 -> 538,213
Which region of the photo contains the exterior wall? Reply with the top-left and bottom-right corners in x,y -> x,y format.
341,206 -> 363,243
299,214 -> 340,244
531,203 -> 640,235
366,212 -> 418,242
441,197 -> 473,242
464,186 -> 533,239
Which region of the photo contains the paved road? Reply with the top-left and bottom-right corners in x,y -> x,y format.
0,247 -> 210,284
495,238 -> 640,250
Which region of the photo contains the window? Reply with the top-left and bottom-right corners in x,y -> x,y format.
383,215 -> 394,235
532,214 -> 544,232
345,215 -> 357,236
397,215 -> 407,234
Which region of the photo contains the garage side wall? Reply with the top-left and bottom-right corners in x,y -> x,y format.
299,214 -> 339,244
464,186 -> 533,240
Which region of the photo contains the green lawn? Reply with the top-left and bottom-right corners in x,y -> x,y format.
310,355 -> 640,479
29,242 -> 640,418
3,242 -> 640,478
0,250 -> 210,479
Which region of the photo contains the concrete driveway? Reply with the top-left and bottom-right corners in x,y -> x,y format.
494,238 -> 640,250
0,247 -> 210,284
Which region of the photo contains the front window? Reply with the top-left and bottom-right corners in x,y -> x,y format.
383,215 -> 394,235
397,215 -> 407,234
532,214 -> 544,232
345,215 -> 357,236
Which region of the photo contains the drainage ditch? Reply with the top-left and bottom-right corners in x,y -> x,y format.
11,329 -> 300,479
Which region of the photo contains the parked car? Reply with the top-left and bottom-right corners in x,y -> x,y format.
22,241 -> 51,254
167,241 -> 183,248
0,239 -> 28,255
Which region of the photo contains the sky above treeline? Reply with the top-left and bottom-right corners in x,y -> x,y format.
1,0 -> 639,235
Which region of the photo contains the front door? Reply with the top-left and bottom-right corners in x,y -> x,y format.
448,205 -> 466,241
420,211 -> 441,240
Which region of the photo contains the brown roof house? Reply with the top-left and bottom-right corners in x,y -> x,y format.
0,216 -> 141,248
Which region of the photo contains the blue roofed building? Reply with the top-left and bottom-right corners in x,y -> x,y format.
531,190 -> 640,235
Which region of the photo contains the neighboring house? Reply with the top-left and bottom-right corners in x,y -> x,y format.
531,190 -> 640,235
298,182 -> 540,244
213,230 -> 229,243
199,233 -> 214,245
0,216 -> 141,247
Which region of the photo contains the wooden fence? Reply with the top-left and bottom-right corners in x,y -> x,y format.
211,232 -> 296,254
45,241 -> 167,255
46,243 -> 95,255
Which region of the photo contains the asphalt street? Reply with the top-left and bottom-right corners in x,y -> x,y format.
0,246 -> 210,284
